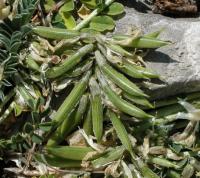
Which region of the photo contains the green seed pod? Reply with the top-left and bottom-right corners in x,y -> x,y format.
52,71 -> 91,126
34,153 -> 81,168
95,50 -> 147,97
89,77 -> 104,142
112,29 -> 162,41
108,110 -> 132,153
46,44 -> 94,79
46,146 -> 94,160
106,43 -> 134,58
70,94 -> 89,131
83,102 -> 93,136
32,26 -> 80,40
47,93 -> 89,146
123,92 -> 153,108
143,29 -> 163,38
25,55 -> 40,72
63,58 -> 93,78
47,110 -> 76,147
112,36 -> 171,49
148,157 -> 180,169
91,146 -> 125,168
97,70 -> 152,119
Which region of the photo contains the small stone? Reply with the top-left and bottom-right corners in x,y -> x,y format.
115,7 -> 200,99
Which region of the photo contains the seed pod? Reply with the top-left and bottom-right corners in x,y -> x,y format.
25,55 -> 40,72
125,62 -> 159,79
116,62 -> 153,79
47,110 -> 76,146
54,37 -> 80,55
34,153 -> 81,168
108,110 -> 132,153
71,94 -> 89,131
112,30 -> 162,41
47,94 -> 88,146
148,157 -> 180,169
46,146 -> 94,160
89,77 -> 104,142
101,48 -> 159,80
32,26 -> 80,40
113,36 -> 171,49
52,71 -> 91,126
97,44 -> 158,80
97,70 -> 152,119
143,30 -> 163,38
123,93 -> 153,108
46,44 -> 94,78
106,43 -> 134,58
95,50 -> 147,97
83,102 -> 93,136
63,59 -> 93,78
91,146 -> 125,168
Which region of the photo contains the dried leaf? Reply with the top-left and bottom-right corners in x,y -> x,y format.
78,5 -> 91,19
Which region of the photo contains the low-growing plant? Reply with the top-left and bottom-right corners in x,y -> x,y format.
1,0 -> 200,178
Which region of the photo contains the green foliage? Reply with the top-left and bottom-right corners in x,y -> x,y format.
89,15 -> 115,31
0,0 -> 37,100
59,0 -> 74,12
12,0 -> 38,28
103,2 -> 124,16
48,0 -> 124,31
81,0 -> 97,9
2,1 -> 199,178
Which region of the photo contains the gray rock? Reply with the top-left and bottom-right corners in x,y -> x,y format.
115,7 -> 200,99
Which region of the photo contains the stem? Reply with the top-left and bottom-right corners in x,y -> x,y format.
73,0 -> 115,31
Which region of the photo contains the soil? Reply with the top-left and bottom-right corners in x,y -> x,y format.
153,0 -> 198,16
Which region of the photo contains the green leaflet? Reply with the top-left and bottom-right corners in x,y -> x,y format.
59,0 -> 75,12
81,0 -> 97,9
60,12 -> 76,29
89,15 -> 115,32
103,2 -> 124,16
59,0 -> 76,29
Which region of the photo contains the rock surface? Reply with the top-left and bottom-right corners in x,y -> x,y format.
115,7 -> 200,99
